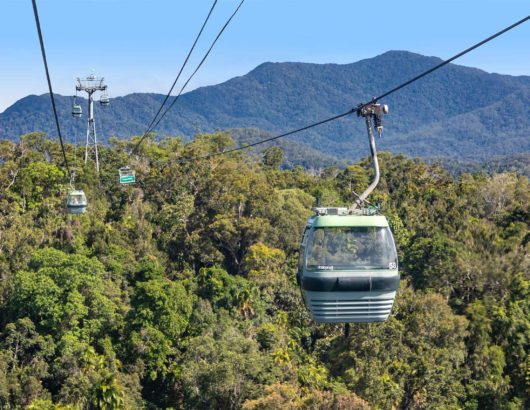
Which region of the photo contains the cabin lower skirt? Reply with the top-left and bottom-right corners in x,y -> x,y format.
66,205 -> 87,214
302,290 -> 397,323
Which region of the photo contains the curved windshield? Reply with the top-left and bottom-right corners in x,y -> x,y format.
68,194 -> 85,205
306,226 -> 397,270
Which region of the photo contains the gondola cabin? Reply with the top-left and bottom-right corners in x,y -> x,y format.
298,207 -> 399,323
66,190 -> 87,214
100,95 -> 110,106
72,103 -> 82,118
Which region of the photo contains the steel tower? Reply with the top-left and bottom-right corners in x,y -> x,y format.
75,74 -> 109,172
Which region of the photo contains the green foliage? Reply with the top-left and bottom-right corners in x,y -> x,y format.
131,278 -> 193,340
243,242 -> 286,285
127,276 -> 193,384
0,134 -> 527,408
15,161 -> 64,210
262,146 -> 285,169
7,248 -> 124,338
180,326 -> 272,409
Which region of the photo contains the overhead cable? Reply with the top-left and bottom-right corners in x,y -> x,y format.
134,0 -> 219,154
132,0 -> 246,155
31,0 -> 71,175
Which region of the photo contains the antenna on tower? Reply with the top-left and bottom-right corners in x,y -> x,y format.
73,73 -> 109,172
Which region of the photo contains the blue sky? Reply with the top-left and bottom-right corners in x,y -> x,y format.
1,0 -> 529,112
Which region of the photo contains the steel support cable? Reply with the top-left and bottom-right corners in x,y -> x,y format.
132,0 -> 246,156
133,0 -> 218,155
179,14 -> 530,163
150,0 -> 246,131
177,110 -> 354,164
31,0 -> 71,175
372,15 -> 530,103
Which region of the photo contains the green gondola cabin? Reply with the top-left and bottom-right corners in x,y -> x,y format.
298,207 -> 399,323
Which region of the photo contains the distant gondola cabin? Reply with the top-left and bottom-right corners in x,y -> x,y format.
72,104 -> 82,117
100,95 -> 110,106
66,190 -> 87,214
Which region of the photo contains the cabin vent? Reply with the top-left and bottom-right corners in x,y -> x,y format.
321,207 -> 349,216
309,298 -> 394,322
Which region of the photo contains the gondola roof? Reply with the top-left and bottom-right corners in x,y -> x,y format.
308,214 -> 389,228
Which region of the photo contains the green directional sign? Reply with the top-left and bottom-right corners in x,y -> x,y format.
119,174 -> 135,184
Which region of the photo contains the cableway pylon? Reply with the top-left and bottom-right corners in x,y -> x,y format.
74,73 -> 109,173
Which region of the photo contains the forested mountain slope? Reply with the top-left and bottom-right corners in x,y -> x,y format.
0,132 -> 528,408
1,51 -> 529,161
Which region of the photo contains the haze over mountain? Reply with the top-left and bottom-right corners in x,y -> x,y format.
1,51 -> 529,161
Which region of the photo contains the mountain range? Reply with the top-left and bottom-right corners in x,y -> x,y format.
1,50 -> 529,163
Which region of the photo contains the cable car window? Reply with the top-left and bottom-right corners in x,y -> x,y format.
306,226 -> 397,270
68,195 -> 84,205
298,228 -> 310,271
